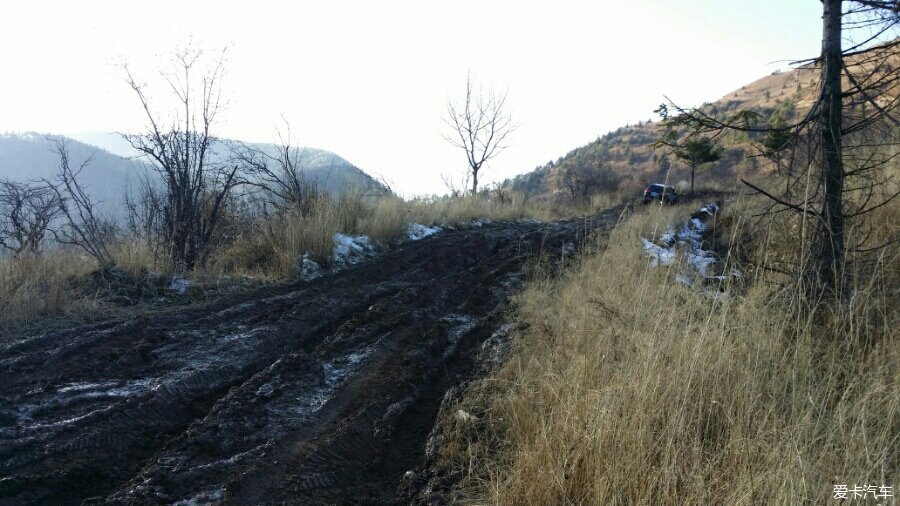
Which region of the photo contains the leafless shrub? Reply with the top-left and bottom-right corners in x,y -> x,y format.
47,139 -> 117,270
121,47 -> 241,270
0,179 -> 62,255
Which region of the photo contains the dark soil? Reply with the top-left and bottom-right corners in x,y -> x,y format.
0,206 -> 625,505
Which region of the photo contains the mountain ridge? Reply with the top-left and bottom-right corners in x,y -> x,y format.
507,42 -> 898,200
0,132 -> 387,217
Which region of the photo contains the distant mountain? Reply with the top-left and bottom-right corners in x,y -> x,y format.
0,132 -> 387,219
0,133 -> 149,216
234,141 -> 387,197
508,43 -> 898,200
67,132 -> 386,198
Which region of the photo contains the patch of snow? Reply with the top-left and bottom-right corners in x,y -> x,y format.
56,379 -> 155,398
172,487 -> 225,506
170,278 -> 192,294
659,226 -> 677,245
332,233 -> 376,268
700,203 -> 720,216
298,252 -> 322,280
323,346 -> 374,388
642,202 -> 740,295
690,217 -> 707,232
685,250 -> 717,276
407,223 -> 442,241
642,238 -> 676,266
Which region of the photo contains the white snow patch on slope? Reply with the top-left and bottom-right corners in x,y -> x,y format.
298,252 -> 322,280
642,238 -> 676,266
332,233 -> 376,267
407,223 -> 441,241
641,202 -> 739,291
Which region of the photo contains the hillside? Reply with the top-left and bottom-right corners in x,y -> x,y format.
510,43 -> 898,199
69,132 -> 387,198
0,133 -> 150,215
0,133 -> 387,217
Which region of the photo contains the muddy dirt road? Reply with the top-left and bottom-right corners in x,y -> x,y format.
0,206 -> 624,505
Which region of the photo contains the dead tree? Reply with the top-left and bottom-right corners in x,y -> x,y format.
560,163 -> 618,202
230,123 -> 320,215
441,171 -> 470,199
654,1 -> 899,300
123,173 -> 168,258
444,74 -> 514,195
47,139 -> 117,269
0,179 -> 62,255
121,47 -> 240,270
491,181 -> 512,204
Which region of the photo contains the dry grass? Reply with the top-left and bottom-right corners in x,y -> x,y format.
208,191 -> 624,279
439,196 -> 899,504
1,191 -> 621,331
0,251 -> 99,332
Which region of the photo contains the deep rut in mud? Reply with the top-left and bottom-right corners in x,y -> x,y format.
0,206 -> 624,505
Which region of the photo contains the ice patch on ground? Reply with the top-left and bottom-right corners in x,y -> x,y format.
298,252 -> 323,280
686,250 -> 717,277
332,233 -> 376,268
172,487 -> 225,506
642,238 -> 677,266
56,379 -> 156,398
641,202 -> 739,293
441,314 -> 477,360
407,223 -> 442,241
288,345 -> 378,418
170,278 -> 192,294
700,202 -> 720,216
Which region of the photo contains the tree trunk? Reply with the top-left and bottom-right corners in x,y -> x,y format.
471,167 -> 479,196
809,0 -> 845,296
690,163 -> 695,195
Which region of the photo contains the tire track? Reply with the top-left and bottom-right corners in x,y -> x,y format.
0,206 -> 625,505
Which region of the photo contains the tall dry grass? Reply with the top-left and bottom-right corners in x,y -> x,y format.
209,191 -> 623,279
2,190 -> 620,331
439,196 -> 898,504
0,251 -> 99,333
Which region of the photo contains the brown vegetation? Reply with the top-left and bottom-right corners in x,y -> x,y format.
0,191 -> 623,335
433,194 -> 898,503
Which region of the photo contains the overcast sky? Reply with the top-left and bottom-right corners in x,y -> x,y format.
0,1 -> 824,197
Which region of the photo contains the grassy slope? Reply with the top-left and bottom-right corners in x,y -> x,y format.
437,197 -> 898,503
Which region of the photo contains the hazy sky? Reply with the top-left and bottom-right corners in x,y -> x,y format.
0,1 -> 824,196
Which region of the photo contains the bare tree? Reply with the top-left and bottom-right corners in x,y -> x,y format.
123,173 -> 168,258
121,47 -> 240,270
440,171 -> 471,199
231,122 -> 320,215
559,163 -> 618,202
47,139 -> 117,269
444,74 -> 514,195
653,1 -> 899,299
0,179 -> 62,255
491,181 -> 512,205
